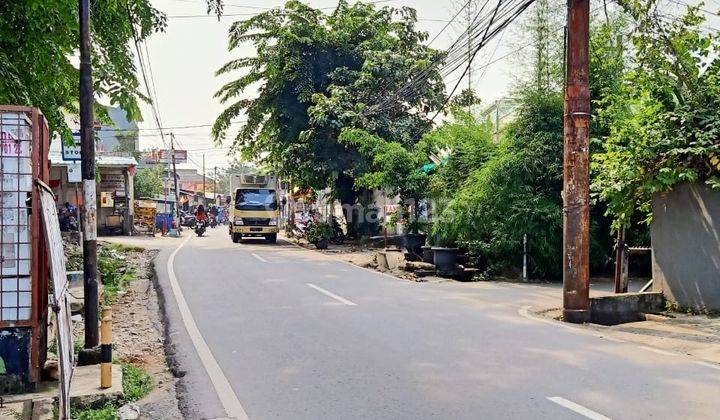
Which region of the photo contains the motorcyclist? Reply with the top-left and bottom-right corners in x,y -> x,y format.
195,204 -> 207,223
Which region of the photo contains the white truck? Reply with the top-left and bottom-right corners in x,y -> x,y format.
229,173 -> 280,243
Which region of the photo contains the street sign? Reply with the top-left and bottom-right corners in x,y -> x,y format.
60,132 -> 82,162
67,162 -> 81,183
141,149 -> 187,164
38,181 -> 74,420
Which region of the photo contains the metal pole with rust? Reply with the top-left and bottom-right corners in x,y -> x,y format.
562,0 -> 591,323
614,226 -> 625,293
100,307 -> 113,388
80,0 -> 99,347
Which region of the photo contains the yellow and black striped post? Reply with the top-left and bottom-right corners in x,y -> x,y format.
100,307 -> 113,389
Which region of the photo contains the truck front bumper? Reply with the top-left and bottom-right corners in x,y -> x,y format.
231,225 -> 279,235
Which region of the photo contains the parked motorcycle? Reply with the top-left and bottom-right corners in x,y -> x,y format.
195,219 -> 207,237
292,211 -> 316,238
330,216 -> 345,245
179,210 -> 196,228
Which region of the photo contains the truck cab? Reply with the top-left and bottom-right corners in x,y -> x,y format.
230,174 -> 280,243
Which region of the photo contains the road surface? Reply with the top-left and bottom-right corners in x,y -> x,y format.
151,227 -> 720,420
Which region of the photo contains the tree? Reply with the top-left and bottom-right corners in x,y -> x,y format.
212,0 -> 445,234
593,1 -> 720,228
134,165 -> 164,199
0,0 -> 166,140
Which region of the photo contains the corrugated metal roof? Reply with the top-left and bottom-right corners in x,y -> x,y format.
49,152 -> 137,167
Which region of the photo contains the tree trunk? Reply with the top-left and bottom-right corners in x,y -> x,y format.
335,174 -> 360,238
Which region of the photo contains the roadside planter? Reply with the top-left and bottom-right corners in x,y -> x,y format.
403,233 -> 426,257
432,247 -> 459,274
421,246 -> 434,264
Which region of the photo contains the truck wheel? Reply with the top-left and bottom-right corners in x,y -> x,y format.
265,233 -> 277,244
232,233 -> 242,243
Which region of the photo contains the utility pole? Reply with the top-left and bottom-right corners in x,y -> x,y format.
202,154 -> 206,203
170,133 -> 181,225
213,166 -> 217,204
562,0 -> 591,323
79,0 -> 99,348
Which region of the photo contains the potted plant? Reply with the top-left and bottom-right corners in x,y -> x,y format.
402,211 -> 427,257
430,230 -> 459,275
306,221 -> 332,250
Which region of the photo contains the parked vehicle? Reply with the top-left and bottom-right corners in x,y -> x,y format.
330,216 -> 345,245
292,211 -> 316,238
179,210 -> 196,228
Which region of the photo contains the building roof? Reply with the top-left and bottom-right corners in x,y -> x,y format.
49,150 -> 137,168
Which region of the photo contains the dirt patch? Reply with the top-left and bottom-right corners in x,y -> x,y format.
533,306 -> 720,364
65,242 -> 181,419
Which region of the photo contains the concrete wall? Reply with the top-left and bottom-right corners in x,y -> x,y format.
651,182 -> 720,311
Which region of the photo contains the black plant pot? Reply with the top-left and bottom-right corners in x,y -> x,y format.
403,233 -> 427,256
421,246 -> 434,264
315,238 -> 329,249
432,247 -> 459,273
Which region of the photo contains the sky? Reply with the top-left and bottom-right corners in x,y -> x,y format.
135,0 -> 715,173
136,0 -> 527,172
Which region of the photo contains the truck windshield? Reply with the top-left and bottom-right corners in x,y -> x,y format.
235,189 -> 277,211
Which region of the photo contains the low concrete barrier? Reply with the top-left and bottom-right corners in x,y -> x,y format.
590,292 -> 664,325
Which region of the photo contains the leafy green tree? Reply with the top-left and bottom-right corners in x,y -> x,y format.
134,165 -> 164,199
212,0 -> 445,233
0,0 -> 166,139
593,1 -> 720,228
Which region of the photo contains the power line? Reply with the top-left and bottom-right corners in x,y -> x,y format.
98,120 -> 246,132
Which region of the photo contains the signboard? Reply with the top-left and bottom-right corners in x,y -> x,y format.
141,149 -> 187,164
38,181 -> 74,420
99,173 -> 124,191
67,162 -> 81,183
60,131 -> 82,162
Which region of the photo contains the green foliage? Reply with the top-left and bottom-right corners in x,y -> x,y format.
98,245 -> 135,306
306,221 -> 333,244
593,1 -> 720,227
71,404 -> 117,420
432,92 -> 565,277
133,165 -> 164,199
0,0 -> 165,140
122,363 -> 153,402
213,0 -> 445,198
424,110 -> 495,195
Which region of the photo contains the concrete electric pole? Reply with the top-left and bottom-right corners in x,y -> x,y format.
562,0 -> 591,323
79,0 -> 99,348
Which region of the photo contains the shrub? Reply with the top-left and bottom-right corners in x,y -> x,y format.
306,222 -> 332,244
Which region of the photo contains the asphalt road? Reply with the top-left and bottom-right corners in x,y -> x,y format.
153,227 -> 720,420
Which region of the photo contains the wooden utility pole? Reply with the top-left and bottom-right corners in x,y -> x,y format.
562,0 -> 591,323
79,0 -> 99,347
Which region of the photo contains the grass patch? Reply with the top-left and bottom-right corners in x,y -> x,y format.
98,245 -> 136,306
122,363 -> 153,402
68,364 -> 152,419
71,404 -> 117,420
104,243 -> 145,253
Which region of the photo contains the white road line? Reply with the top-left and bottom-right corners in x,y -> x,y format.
306,283 -> 357,306
694,361 -> 720,371
251,253 -> 268,263
547,397 -> 612,420
167,235 -> 249,420
639,346 -> 679,357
